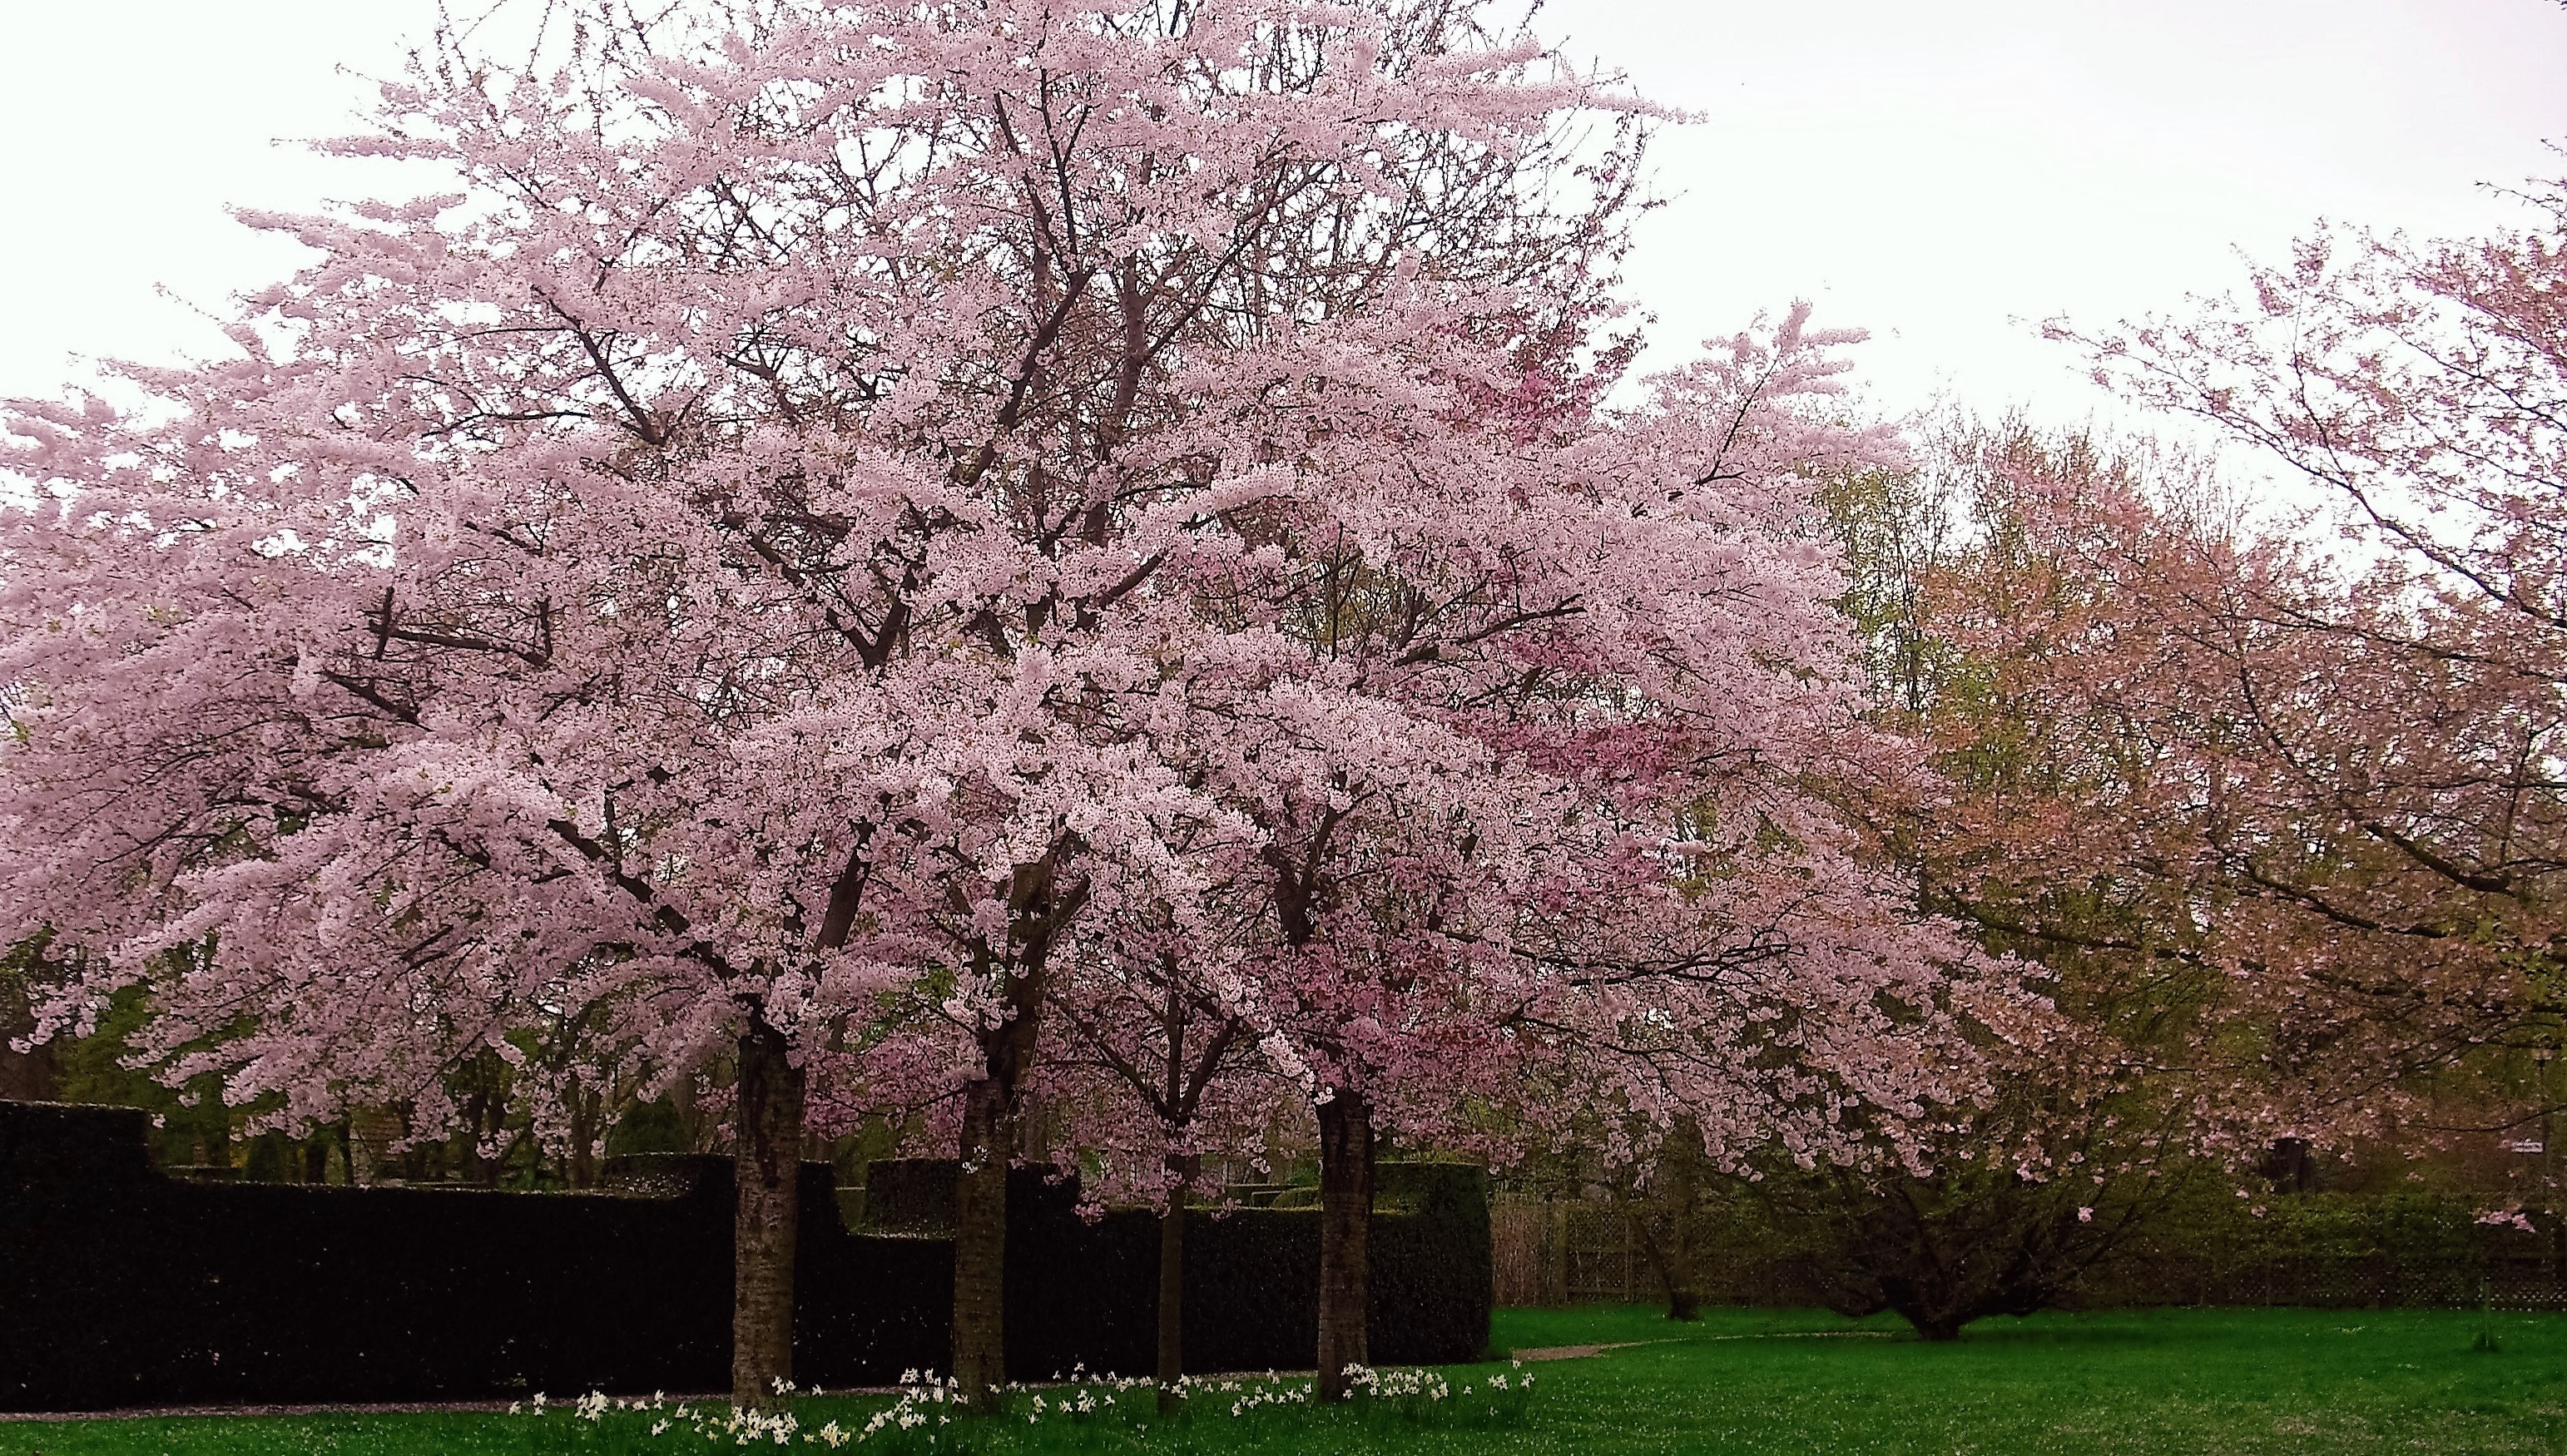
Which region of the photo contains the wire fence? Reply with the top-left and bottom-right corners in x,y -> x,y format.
1489,1195 -> 2567,1312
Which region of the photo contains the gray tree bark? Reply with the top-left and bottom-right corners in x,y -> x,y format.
731,1018 -> 805,1409
1156,1151 -> 1198,1411
949,854 -> 1083,1409
950,1072 -> 1013,1407
1314,1090 -> 1374,1401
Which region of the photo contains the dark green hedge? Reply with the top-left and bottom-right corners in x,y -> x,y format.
948,1156 -> 1493,1378
0,1101 -> 1487,1411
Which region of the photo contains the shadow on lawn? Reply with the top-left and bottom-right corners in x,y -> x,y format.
1900,1318 -> 2171,1347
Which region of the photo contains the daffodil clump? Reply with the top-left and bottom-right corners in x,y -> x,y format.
503,1359 -> 1536,1450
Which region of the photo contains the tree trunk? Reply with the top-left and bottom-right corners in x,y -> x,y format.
952,1073 -> 1011,1409
949,850 -> 1085,1409
348,1106 -> 403,1186
732,1018 -> 805,1409
673,1071 -> 712,1151
1652,1116 -> 1705,1321
567,1087 -> 600,1189
1021,1090 -> 1051,1164
463,1087 -> 503,1186
0,975 -> 50,1102
1314,1090 -> 1374,1401
1157,1151 -> 1198,1412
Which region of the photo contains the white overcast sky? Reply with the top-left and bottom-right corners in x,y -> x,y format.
2,0 -> 2563,426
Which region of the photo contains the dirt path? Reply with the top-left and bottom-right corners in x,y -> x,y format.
1509,1340 -> 1663,1361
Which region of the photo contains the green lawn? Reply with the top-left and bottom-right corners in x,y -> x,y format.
7,1305 -> 2565,1454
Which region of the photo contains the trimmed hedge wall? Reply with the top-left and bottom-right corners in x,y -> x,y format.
0,1101 -> 1488,1411
930,1156 -> 1494,1380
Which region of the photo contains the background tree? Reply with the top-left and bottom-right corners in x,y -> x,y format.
1782,380 -> 2567,1334
2058,171 -> 2567,1140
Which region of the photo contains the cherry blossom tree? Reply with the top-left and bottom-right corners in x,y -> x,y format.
2046,180 -> 2567,1144
0,0 -> 1658,1408
2065,176 -> 2567,647
1001,672 -> 1345,1405
1712,175 -> 2567,1332
1149,302 -> 2008,1394
0,0 -> 2011,1404
1036,826 -> 1276,1409
1820,400 -> 2567,1327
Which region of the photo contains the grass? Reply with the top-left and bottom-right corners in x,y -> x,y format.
7,1305 -> 2566,1455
